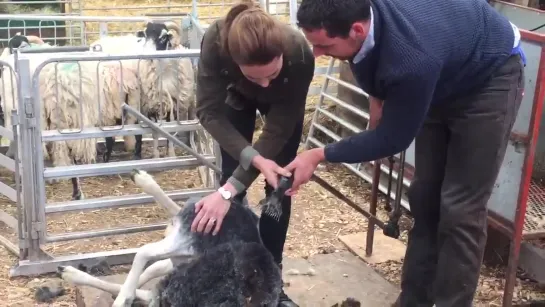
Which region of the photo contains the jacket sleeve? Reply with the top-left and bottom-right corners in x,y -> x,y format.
228,55 -> 315,191
324,58 -> 441,164
195,23 -> 252,166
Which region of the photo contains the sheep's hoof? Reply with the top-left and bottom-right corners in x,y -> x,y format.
112,295 -> 134,307
102,152 -> 111,163
129,169 -> 140,182
72,191 -> 84,201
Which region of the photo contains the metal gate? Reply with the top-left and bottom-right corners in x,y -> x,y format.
0,13 -> 224,276
304,58 -> 412,256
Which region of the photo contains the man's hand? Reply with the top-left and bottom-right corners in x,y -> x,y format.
369,96 -> 384,129
284,148 -> 325,195
252,155 -> 291,188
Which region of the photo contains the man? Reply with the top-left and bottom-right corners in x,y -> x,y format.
287,0 -> 526,306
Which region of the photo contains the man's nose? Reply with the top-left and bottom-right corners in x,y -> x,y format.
258,79 -> 270,87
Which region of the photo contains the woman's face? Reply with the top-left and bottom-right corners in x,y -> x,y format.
239,56 -> 283,88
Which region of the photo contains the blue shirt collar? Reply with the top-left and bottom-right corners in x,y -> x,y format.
352,8 -> 375,64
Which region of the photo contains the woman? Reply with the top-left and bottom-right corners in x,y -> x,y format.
191,1 -> 314,306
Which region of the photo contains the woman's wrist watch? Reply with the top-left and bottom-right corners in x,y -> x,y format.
218,187 -> 232,201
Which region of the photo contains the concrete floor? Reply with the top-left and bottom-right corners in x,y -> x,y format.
76,251 -> 399,307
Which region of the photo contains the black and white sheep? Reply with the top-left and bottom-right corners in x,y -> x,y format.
91,21 -> 196,162
58,169 -> 283,306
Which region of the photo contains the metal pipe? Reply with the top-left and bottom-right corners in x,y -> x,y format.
46,223 -> 167,243
43,155 -> 215,179
311,174 -> 385,228
19,46 -> 91,54
11,111 -> 25,259
0,14 -> 189,22
45,188 -> 214,214
366,160 -> 382,256
122,103 -> 221,174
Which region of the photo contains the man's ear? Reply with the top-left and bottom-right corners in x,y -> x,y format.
350,22 -> 367,40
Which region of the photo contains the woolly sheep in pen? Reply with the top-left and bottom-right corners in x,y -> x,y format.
91,21 -> 196,160
0,38 -> 142,200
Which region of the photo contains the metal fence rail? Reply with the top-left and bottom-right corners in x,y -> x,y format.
4,47 -> 221,276
305,58 -> 412,211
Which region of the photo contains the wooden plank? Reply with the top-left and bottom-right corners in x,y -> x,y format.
339,231 -> 406,265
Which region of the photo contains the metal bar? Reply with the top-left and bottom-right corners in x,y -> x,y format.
311,122 -> 412,188
45,223 -> 167,243
123,103 -> 222,174
307,137 -> 411,210
11,110 -> 25,259
10,247 -> 141,277
304,58 -> 336,149
320,92 -> 370,120
45,188 -> 214,214
0,235 -> 19,257
0,153 -> 15,172
0,14 -> 190,22
17,58 -> 41,260
325,73 -> 369,97
41,121 -> 202,142
366,161 -> 382,256
19,46 -> 91,54
311,174 -> 385,228
43,155 -> 215,180
30,50 -> 201,73
0,126 -> 14,141
0,175 -> 16,204
503,44 -> 545,307
0,209 -> 18,230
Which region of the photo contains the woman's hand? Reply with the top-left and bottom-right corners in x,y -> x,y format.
252,155 -> 291,188
191,191 -> 231,235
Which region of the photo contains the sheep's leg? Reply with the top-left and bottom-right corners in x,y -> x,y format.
134,134 -> 143,160
130,169 -> 181,217
152,131 -> 160,159
71,159 -> 84,200
112,226 -> 193,307
137,259 -> 174,288
71,177 -> 84,200
103,137 -> 115,163
57,266 -> 153,303
167,111 -> 176,158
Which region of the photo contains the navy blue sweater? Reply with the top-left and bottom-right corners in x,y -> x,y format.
324,0 -> 518,164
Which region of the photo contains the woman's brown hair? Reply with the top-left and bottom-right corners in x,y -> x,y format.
221,0 -> 287,66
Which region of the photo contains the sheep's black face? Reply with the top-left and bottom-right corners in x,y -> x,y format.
137,22 -> 172,51
8,35 -> 30,53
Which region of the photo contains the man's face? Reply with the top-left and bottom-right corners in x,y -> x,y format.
302,22 -> 368,61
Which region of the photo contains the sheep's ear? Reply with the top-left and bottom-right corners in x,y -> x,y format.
136,30 -> 145,38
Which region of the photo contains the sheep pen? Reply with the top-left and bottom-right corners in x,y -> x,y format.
0,1 -> 542,306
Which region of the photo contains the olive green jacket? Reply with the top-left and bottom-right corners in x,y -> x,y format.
196,19 -> 315,193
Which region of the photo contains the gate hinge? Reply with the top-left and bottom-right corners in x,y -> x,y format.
23,97 -> 34,117
25,118 -> 37,128
30,222 -> 43,239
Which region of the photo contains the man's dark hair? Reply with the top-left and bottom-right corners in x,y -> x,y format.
296,0 -> 371,38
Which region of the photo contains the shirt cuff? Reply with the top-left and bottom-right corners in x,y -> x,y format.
226,176 -> 247,194
239,145 -> 260,170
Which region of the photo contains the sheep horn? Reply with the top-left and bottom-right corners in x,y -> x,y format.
26,35 -> 44,45
164,21 -> 180,35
